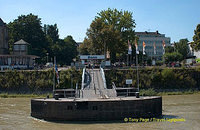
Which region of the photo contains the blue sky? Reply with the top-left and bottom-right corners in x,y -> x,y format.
0,0 -> 200,43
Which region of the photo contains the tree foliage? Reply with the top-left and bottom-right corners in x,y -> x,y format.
165,46 -> 174,53
191,24 -> 200,51
80,8 -> 136,62
44,24 -> 59,44
163,52 -> 183,63
7,13 -> 47,57
50,36 -> 77,65
174,38 -> 189,59
7,13 -> 78,65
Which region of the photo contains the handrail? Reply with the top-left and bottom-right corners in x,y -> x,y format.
100,67 -> 107,89
81,67 -> 86,90
112,82 -> 117,90
112,82 -> 117,97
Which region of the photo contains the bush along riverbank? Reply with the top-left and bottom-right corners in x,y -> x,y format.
1,67 -> 200,96
0,68 -> 82,94
105,67 -> 200,90
1,89 -> 199,98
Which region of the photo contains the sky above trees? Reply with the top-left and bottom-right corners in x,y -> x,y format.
0,0 -> 200,43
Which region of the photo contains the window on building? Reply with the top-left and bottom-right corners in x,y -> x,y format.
14,45 -> 19,50
21,45 -> 26,51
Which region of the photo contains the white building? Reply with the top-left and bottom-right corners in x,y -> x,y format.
135,31 -> 171,60
188,42 -> 200,59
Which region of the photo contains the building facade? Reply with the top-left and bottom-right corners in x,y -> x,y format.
135,31 -> 171,60
0,18 -> 8,54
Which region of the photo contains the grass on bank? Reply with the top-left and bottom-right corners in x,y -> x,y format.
139,88 -> 200,96
0,93 -> 53,98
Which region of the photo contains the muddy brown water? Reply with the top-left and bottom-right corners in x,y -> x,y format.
0,94 -> 200,130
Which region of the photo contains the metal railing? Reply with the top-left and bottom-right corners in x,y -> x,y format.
100,67 -> 107,89
112,82 -> 117,97
112,82 -> 117,90
81,67 -> 86,90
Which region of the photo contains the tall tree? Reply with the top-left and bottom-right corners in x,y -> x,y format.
174,39 -> 189,59
191,24 -> 200,51
82,8 -> 136,62
79,38 -> 90,55
7,13 -> 47,57
51,35 -> 77,65
163,52 -> 183,63
44,24 -> 59,44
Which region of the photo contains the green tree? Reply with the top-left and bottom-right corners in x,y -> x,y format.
7,13 -> 47,57
82,8 -> 136,62
174,39 -> 189,59
165,46 -> 174,53
51,36 -> 77,65
79,38 -> 90,55
191,24 -> 200,51
64,35 -> 78,61
44,24 -> 59,44
163,52 -> 183,63
7,13 -> 79,65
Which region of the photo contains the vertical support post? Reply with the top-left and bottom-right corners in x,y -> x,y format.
71,74 -> 73,97
136,54 -> 139,92
130,54 -> 132,66
127,54 -> 129,66
53,56 -> 56,97
142,53 -> 143,66
104,41 -> 106,61
151,42 -> 153,65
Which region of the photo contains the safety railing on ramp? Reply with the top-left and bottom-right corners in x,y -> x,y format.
81,67 -> 86,90
100,67 -> 107,89
112,82 -> 117,97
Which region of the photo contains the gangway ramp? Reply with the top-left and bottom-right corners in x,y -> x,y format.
81,68 -> 116,99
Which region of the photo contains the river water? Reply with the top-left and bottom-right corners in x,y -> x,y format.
0,94 -> 200,130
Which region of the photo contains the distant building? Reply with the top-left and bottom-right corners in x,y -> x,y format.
0,18 -> 39,70
135,31 -> 171,60
13,39 -> 29,55
0,18 -> 8,54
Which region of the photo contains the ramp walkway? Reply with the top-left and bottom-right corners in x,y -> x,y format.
81,68 -> 116,99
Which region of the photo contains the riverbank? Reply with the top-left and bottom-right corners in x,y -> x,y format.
0,93 -> 53,98
1,89 -> 200,98
140,88 -> 200,96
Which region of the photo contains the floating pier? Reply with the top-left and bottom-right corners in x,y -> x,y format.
31,68 -> 162,121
